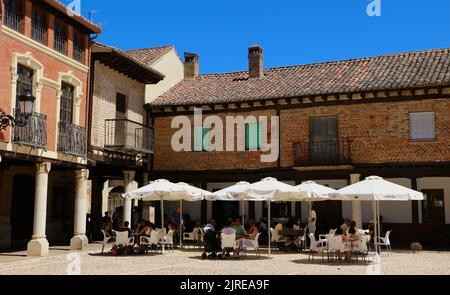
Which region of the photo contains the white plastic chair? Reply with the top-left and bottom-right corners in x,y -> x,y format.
308,233 -> 328,261
374,230 -> 392,254
329,229 -> 337,235
221,232 -> 238,259
242,232 -> 261,256
327,235 -> 345,262
353,234 -> 369,262
94,230 -> 116,253
164,229 -> 175,252
114,231 -> 134,254
140,230 -> 162,254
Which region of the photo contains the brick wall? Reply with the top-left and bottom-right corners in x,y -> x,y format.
152,98 -> 450,171
0,31 -> 89,153
90,61 -> 146,148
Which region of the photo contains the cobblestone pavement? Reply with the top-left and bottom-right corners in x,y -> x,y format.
0,245 -> 449,275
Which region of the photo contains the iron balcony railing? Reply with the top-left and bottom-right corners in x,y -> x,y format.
73,44 -> 84,63
58,121 -> 86,157
54,32 -> 67,54
31,20 -> 47,44
3,8 -> 23,32
104,119 -> 154,154
12,111 -> 47,149
293,139 -> 351,166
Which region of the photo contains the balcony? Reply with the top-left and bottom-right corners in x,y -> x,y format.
104,119 -> 154,154
58,121 -> 86,157
293,139 -> 351,167
12,111 -> 47,149
54,32 -> 67,54
3,8 -> 23,32
31,20 -> 47,45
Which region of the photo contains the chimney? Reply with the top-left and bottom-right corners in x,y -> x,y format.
184,52 -> 199,78
248,45 -> 264,78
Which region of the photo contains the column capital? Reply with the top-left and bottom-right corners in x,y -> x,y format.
36,162 -> 51,174
350,173 -> 361,184
123,170 -> 136,182
75,169 -> 89,180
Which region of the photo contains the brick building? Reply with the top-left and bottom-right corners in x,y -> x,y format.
147,46 -> 450,248
0,0 -> 100,255
88,43 -> 184,234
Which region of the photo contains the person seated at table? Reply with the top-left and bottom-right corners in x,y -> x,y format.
342,226 -> 361,262
119,221 -> 132,236
103,220 -> 115,237
367,222 -> 375,251
272,221 -> 283,242
293,218 -> 302,231
138,220 -> 153,237
221,218 -> 238,258
232,218 -> 246,239
245,219 -> 259,240
333,227 -> 345,261
340,218 -> 351,235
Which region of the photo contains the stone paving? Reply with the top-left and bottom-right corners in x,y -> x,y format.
0,244 -> 449,275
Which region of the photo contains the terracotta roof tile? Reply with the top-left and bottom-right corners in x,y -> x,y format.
150,47 -> 450,106
126,46 -> 174,66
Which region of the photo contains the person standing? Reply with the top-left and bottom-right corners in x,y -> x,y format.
308,207 -> 317,238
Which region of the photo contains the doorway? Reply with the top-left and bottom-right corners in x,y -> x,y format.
10,174 -> 35,249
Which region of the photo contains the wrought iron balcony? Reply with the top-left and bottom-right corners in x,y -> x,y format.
54,32 -> 67,54
293,139 -> 351,167
104,119 -> 154,154
12,111 -> 47,149
3,8 -> 23,32
31,20 -> 47,45
58,121 -> 86,157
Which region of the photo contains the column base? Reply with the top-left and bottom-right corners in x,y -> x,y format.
27,238 -> 49,257
410,242 -> 423,251
70,235 -> 88,250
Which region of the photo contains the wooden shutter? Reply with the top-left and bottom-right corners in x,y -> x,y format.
193,126 -> 203,152
202,127 -> 211,151
245,123 -> 260,150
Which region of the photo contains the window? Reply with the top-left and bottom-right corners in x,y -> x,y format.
245,123 -> 262,150
410,112 -> 435,141
54,22 -> 67,54
115,93 -> 126,115
193,126 -> 210,151
4,0 -> 23,32
309,116 -> 339,165
422,189 -> 445,223
73,32 -> 84,63
31,10 -> 46,44
60,83 -> 74,123
16,64 -> 34,111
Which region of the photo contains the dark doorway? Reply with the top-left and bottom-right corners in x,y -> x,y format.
212,201 -> 239,229
313,201 -> 343,234
10,174 -> 35,249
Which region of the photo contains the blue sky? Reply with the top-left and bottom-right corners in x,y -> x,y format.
68,0 -> 450,74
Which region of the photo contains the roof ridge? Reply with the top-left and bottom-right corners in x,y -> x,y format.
194,47 -> 450,78
125,45 -> 174,52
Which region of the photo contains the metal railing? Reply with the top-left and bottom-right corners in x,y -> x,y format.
54,32 -> 67,54
293,139 -> 351,166
57,121 -> 86,157
31,20 -> 47,44
3,8 -> 23,32
104,119 -> 154,154
73,44 -> 84,63
12,111 -> 47,149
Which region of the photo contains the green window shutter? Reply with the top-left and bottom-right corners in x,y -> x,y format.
193,126 -> 203,152
246,123 -> 259,151
202,127 -> 211,151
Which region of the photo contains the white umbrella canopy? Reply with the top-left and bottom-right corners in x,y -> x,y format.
205,181 -> 252,201
123,179 -> 186,201
285,180 -> 334,201
176,182 -> 210,201
329,176 -> 424,201
244,177 -> 298,200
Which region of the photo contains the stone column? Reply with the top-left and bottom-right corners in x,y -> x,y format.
143,172 -> 149,186
123,171 -> 135,224
350,173 -> 362,228
70,169 -> 89,250
101,180 -> 111,216
27,162 -> 51,257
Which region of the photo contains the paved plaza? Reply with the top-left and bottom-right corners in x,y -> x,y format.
0,245 -> 449,275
